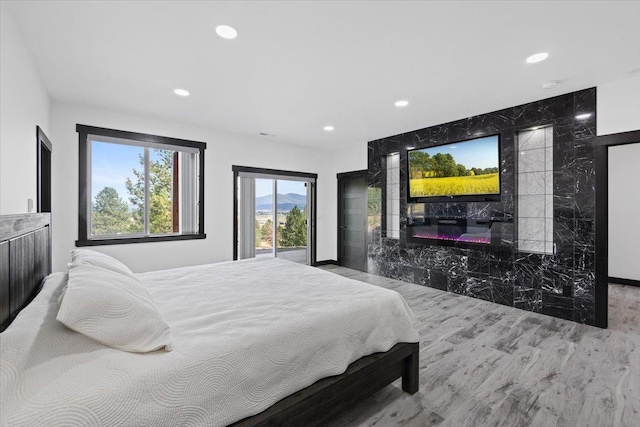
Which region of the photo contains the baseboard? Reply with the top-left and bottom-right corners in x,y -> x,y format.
609,276 -> 640,288
314,260 -> 339,267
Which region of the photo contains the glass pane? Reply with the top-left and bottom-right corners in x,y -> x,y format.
91,141 -> 144,236
149,148 -> 175,235
276,180 -> 307,264
255,179 -> 274,257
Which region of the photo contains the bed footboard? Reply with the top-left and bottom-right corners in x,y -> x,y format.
231,341 -> 419,427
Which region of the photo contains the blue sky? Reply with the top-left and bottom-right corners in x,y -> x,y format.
91,141 -> 167,205
255,178 -> 306,198
413,135 -> 499,169
91,141 -> 140,204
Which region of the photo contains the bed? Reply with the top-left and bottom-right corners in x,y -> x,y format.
0,214 -> 419,426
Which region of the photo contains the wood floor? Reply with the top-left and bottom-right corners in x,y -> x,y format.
318,265 -> 640,427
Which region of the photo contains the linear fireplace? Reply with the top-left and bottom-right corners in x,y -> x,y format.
407,217 -> 500,247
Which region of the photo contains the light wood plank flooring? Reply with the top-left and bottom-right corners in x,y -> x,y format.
318,265 -> 640,427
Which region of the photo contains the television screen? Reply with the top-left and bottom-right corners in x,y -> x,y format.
408,135 -> 500,200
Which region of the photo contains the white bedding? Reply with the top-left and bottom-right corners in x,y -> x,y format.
0,257 -> 418,427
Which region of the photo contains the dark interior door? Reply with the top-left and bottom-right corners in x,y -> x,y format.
37,126 -> 52,213
338,171 -> 367,271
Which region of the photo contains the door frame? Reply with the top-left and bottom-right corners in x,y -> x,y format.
36,126 -> 52,213
232,165 -> 318,265
337,170 -> 368,271
594,129 -> 640,328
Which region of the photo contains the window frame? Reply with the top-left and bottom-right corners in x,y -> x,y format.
76,124 -> 206,246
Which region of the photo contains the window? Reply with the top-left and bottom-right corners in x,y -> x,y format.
76,125 -> 205,246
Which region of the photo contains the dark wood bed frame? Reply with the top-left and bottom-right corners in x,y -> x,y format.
0,213 -> 419,426
0,213 -> 51,331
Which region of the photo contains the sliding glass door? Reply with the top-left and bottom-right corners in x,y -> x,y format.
255,178 -> 275,257
237,170 -> 314,265
274,179 -> 308,263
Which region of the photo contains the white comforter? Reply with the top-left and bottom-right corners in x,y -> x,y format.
0,258 -> 418,426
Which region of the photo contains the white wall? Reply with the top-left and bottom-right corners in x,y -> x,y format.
598,75 -> 640,281
331,144 -> 367,175
608,144 -> 640,281
49,102 -> 335,272
597,75 -> 640,136
0,6 -> 50,214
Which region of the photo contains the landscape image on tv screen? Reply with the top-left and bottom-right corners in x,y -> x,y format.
408,135 -> 500,199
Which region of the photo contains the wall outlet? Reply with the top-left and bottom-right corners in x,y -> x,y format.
28,198 -> 34,213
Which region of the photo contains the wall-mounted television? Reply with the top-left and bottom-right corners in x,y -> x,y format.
407,134 -> 501,202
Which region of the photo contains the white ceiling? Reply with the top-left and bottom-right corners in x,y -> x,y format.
5,1 -> 640,150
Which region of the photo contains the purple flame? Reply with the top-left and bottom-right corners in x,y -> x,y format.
412,233 -> 491,244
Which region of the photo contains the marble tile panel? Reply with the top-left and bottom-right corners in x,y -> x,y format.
553,194 -> 575,220
514,287 -> 543,313
518,239 -> 545,254
541,93 -> 574,123
518,128 -> 545,151
518,195 -> 545,218
513,100 -> 544,128
554,125 -> 575,144
519,172 -> 546,195
545,194 -> 553,218
518,148 -> 546,173
574,220 -> 594,249
430,269 -> 448,291
490,260 -> 513,282
541,292 -> 574,321
553,171 -> 575,195
545,145 -> 553,171
545,171 -> 553,194
553,140 -> 575,171
490,281 -> 515,306
574,190 -> 594,220
517,217 -> 545,241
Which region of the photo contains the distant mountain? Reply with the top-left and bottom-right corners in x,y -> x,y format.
256,193 -> 306,212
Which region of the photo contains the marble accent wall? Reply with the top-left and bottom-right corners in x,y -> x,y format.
368,88 -> 597,325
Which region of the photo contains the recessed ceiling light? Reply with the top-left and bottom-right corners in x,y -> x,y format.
216,25 -> 238,39
174,89 -> 190,96
542,80 -> 559,89
575,113 -> 592,120
324,125 -> 334,132
526,52 -> 549,63
395,100 -> 409,107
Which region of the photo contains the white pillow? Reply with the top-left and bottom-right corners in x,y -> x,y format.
71,248 -> 137,280
57,263 -> 172,353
